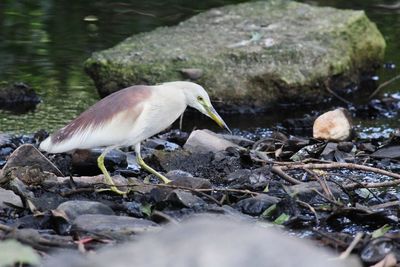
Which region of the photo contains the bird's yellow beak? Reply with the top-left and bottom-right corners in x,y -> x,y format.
204,105 -> 232,134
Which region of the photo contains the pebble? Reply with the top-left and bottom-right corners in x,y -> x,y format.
313,108 -> 353,141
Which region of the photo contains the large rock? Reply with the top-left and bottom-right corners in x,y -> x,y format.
85,0 -> 385,110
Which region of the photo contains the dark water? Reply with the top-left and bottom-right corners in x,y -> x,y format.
0,0 -> 399,134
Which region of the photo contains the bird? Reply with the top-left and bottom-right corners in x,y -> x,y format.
39,81 -> 230,195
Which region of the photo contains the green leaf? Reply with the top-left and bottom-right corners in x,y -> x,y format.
0,239 -> 40,267
274,213 -> 290,225
263,184 -> 269,193
372,224 -> 391,239
260,204 -> 276,219
140,203 -> 153,217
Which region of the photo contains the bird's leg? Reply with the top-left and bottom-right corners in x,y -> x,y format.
97,147 -> 127,195
135,143 -> 171,183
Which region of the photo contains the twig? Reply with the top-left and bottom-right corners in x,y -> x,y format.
279,162 -> 400,180
304,168 -> 335,201
325,85 -> 352,105
271,166 -> 302,185
343,180 -> 400,190
369,201 -> 400,210
339,232 -> 364,259
369,73 -> 400,99
296,200 -> 319,225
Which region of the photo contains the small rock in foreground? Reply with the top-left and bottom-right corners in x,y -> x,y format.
313,108 -> 353,141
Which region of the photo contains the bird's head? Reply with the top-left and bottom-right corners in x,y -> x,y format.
170,81 -> 231,133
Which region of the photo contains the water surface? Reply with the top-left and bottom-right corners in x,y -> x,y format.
0,0 -> 399,134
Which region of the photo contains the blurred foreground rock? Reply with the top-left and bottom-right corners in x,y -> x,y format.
44,216 -> 360,267
86,1 -> 385,111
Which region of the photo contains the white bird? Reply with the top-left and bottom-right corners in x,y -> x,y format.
40,81 -> 230,194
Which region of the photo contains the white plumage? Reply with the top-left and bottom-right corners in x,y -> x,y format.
39,81 -> 229,194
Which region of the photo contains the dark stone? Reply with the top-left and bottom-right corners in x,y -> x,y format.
158,129 -> 189,147
234,194 -> 280,216
360,237 -> 400,264
337,142 -> 354,153
166,190 -> 206,208
57,200 -> 115,221
143,138 -> 180,151
71,214 -> 159,240
71,148 -> 127,176
371,146 -> 400,159
0,82 -> 40,112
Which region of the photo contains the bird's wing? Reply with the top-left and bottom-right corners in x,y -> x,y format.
40,85 -> 152,153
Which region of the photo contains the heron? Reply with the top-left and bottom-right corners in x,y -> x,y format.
40,81 -> 230,194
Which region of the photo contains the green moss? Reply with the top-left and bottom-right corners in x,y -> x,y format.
85,0 -> 386,108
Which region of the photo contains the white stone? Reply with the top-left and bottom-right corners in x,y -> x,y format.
184,129 -> 239,153
313,108 -> 352,141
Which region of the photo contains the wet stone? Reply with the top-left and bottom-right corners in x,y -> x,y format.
56,200 -> 115,221
234,194 -> 280,216
158,129 -> 189,147
71,214 -> 159,240
154,150 -> 214,178
143,138 -> 180,151
0,82 -> 40,112
360,237 -> 400,265
0,188 -> 23,208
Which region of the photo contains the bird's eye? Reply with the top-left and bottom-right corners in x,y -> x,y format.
197,96 -> 204,102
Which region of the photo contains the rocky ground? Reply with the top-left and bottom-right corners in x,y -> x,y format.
0,96 -> 400,266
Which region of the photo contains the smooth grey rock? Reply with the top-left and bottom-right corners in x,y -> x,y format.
0,188 -> 23,208
44,215 -> 361,267
85,1 -> 385,110
1,144 -> 63,178
371,146 -> 400,159
57,201 -> 114,221
71,214 -> 159,240
166,190 -> 206,208
234,194 -> 280,216
184,129 -> 239,153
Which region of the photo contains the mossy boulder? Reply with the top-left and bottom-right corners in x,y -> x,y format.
85,0 -> 385,112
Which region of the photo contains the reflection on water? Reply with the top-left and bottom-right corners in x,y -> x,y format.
0,0 -> 399,133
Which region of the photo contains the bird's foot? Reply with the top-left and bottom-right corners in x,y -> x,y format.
96,186 -> 128,196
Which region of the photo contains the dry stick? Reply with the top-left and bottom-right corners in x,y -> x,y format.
325,86 -> 352,105
279,162 -> 400,180
271,166 -> 302,185
339,232 -> 364,259
296,200 -> 320,225
369,200 -> 400,210
344,179 -> 400,190
369,73 -> 400,99
304,168 -> 335,201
